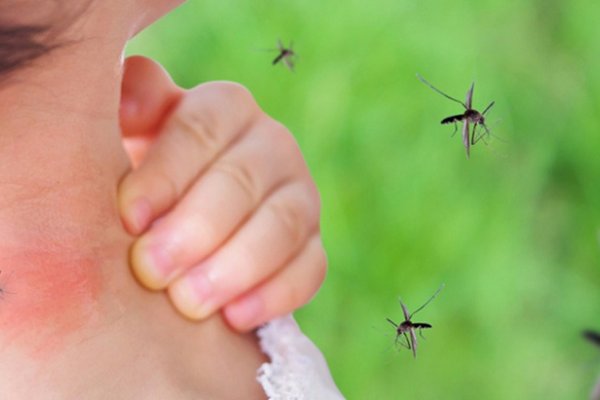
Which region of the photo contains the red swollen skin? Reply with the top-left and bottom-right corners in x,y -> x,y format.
0,245 -> 103,359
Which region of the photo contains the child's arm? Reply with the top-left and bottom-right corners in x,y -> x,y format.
118,56 -> 325,332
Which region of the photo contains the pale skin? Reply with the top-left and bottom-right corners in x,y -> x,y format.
0,0 -> 324,397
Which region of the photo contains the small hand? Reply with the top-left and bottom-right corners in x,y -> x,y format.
118,56 -> 326,331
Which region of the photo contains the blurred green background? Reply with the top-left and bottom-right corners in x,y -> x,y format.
127,1 -> 600,398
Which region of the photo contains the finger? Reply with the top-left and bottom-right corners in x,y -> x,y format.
223,234 -> 327,332
119,82 -> 261,234
167,181 -> 320,320
120,56 -> 182,139
130,119 -> 306,290
119,56 -> 183,166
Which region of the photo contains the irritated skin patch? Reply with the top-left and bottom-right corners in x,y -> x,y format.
0,246 -> 103,359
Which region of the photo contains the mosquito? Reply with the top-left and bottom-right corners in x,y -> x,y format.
584,330 -> 600,347
271,39 -> 296,72
386,284 -> 444,358
417,74 -> 495,158
584,330 -> 600,400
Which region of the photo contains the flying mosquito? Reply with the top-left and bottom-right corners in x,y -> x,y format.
584,330 -> 600,400
417,74 -> 495,158
386,284 -> 444,358
584,330 -> 600,347
271,39 -> 296,71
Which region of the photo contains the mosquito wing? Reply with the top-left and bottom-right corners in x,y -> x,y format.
409,327 -> 418,358
400,301 -> 411,322
462,120 -> 471,158
465,82 -> 474,109
283,55 -> 295,72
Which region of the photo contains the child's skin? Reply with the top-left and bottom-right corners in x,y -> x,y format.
0,0 -> 324,397
119,56 -> 325,331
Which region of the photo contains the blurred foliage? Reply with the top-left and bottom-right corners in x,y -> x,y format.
127,1 -> 600,398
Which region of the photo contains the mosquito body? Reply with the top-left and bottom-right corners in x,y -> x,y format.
271,39 -> 295,71
417,74 -> 495,158
386,285 -> 444,358
584,330 -> 600,347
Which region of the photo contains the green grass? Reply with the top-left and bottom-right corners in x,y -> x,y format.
127,1 -> 600,398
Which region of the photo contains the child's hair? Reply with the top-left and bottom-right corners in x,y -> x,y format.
0,1 -> 93,84
0,22 -> 56,81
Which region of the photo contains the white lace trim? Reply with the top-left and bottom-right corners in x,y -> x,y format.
256,315 -> 345,400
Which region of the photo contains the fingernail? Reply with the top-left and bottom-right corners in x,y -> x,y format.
132,239 -> 174,290
170,272 -> 215,320
226,295 -> 263,331
130,197 -> 152,233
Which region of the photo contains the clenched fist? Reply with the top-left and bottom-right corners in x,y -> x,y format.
118,56 -> 326,331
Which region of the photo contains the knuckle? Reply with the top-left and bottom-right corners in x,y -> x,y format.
216,82 -> 255,103
305,179 -> 322,216
207,81 -> 261,115
213,161 -> 261,203
294,180 -> 321,227
169,105 -> 221,153
188,217 -> 219,255
268,195 -> 307,247
264,119 -> 302,162
260,120 -> 318,206
153,168 -> 180,205
232,244 -> 259,286
281,240 -> 328,309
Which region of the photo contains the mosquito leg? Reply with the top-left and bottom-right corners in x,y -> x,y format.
392,329 -> 408,349
397,333 -> 410,349
474,130 -> 489,145
450,122 -> 458,137
394,332 -> 410,349
416,74 -> 468,108
418,328 -> 427,340
473,124 -> 491,145
409,284 -> 444,319
482,124 -> 492,141
404,332 -> 412,350
470,123 -> 478,145
480,128 -> 489,144
485,122 -> 507,142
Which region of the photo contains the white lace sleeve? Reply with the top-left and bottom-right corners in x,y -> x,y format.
256,315 -> 345,400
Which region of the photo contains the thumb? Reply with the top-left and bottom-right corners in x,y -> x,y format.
120,55 -> 183,166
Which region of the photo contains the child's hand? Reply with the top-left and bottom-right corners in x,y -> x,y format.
118,56 -> 326,331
